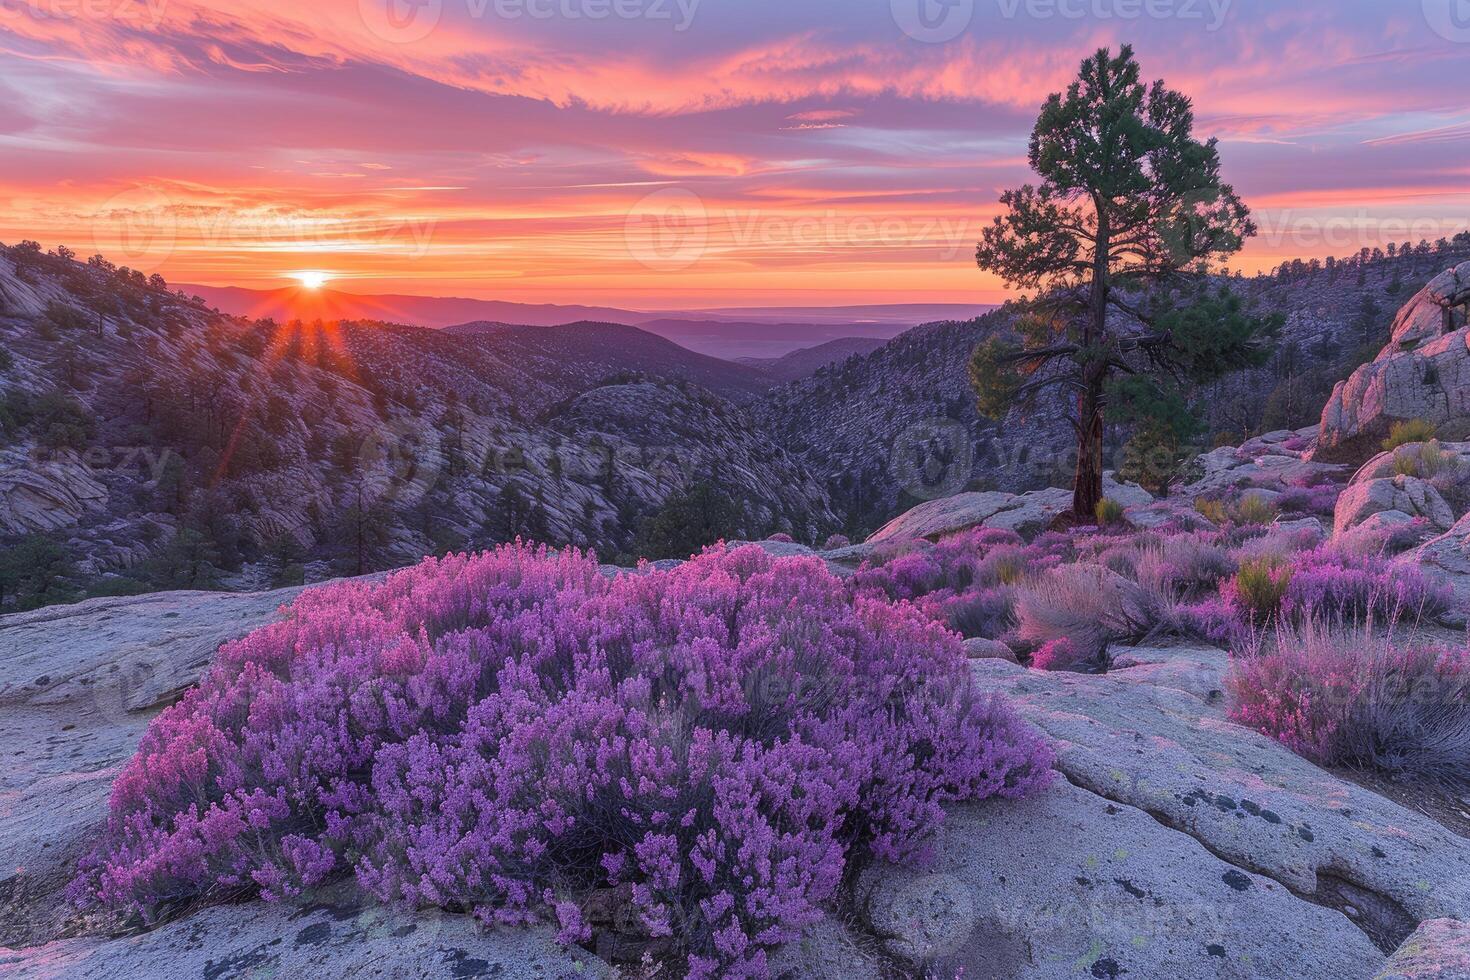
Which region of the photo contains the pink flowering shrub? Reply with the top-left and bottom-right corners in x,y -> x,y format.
849,527 -> 1072,640
821,534 -> 851,551
1030,637 -> 1089,672
765,532 -> 795,543
1229,623 -> 1470,787
1276,484 -> 1338,517
73,543 -> 1053,977
1281,546 -> 1450,623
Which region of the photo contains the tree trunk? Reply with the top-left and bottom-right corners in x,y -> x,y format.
1075,212 -> 1110,519
1073,375 -> 1105,518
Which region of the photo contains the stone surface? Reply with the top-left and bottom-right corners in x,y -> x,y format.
867,491 -> 1021,542
1276,516 -> 1328,540
1352,441 -> 1470,485
1318,261 -> 1470,461
1184,439 -> 1343,498
868,476 -> 1151,543
969,652 -> 1470,953
860,779 -> 1384,978
0,883 -> 608,979
0,449 -> 109,535
1335,475 -> 1455,536
0,582 -> 356,949
1378,918 -> 1470,980
767,917 -> 883,980
0,585 -> 331,714
1414,513 -> 1470,627
963,636 -> 1019,663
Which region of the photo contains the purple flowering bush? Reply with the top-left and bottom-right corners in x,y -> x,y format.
73,543 -> 1053,977
1229,622 -> 1470,787
849,527 -> 1073,643
1282,546 -> 1450,622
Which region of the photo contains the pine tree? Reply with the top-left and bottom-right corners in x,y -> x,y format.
971,45 -> 1276,517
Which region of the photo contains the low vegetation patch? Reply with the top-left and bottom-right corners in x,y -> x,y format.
1383,419 -> 1438,452
73,543 -> 1053,977
1094,497 -> 1127,527
1232,493 -> 1281,527
1229,622 -> 1470,788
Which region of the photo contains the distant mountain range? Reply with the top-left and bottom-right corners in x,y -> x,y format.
738,338 -> 890,383
178,283 -> 994,359
442,321 -> 775,402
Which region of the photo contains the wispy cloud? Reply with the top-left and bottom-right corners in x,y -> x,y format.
1,0 -> 1467,305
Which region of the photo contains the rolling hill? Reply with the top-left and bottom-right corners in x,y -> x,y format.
180,283 -> 993,359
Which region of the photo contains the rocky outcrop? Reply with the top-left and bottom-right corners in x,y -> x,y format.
0,581 -> 375,950
1318,262 -> 1470,461
0,884 -> 607,980
1335,474 -> 1455,536
1414,513 -> 1470,627
868,474 -> 1152,542
1183,426 -> 1342,497
953,648 -> 1470,966
0,253 -> 56,319
859,780 -> 1384,978
0,449 -> 109,535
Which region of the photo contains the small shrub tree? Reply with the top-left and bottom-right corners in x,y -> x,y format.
637,481 -> 742,560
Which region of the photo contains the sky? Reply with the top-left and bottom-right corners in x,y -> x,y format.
2,0 -> 1469,308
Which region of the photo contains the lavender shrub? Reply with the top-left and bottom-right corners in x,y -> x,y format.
74,543 -> 1054,977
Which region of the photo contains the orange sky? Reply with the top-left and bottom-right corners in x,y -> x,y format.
3,0 -> 1470,307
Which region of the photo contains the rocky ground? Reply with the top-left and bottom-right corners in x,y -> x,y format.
0,245 -> 839,596
4,518 -> 1469,978
7,258 -> 1470,976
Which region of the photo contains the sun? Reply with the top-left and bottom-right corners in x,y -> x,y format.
290,270 -> 332,290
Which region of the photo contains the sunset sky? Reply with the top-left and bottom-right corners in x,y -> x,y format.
3,0 -> 1470,307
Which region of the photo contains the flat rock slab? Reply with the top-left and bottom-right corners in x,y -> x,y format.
859,779 -> 1385,978
0,586 -> 322,714
972,652 -> 1470,954
0,886 -> 609,980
